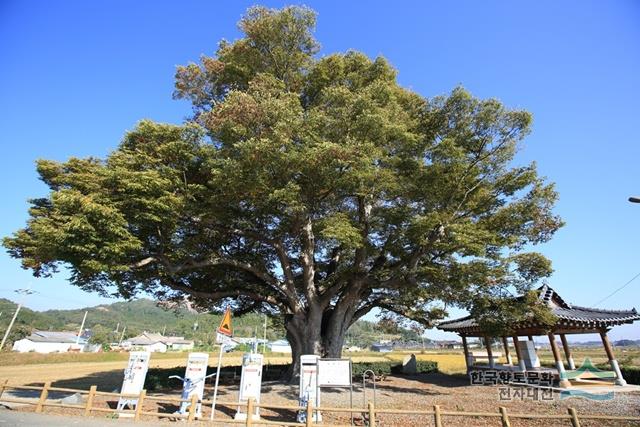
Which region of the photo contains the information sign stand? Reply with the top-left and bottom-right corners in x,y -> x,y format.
170,352 -> 210,417
317,358 -> 353,425
117,351 -> 151,412
234,353 -> 263,421
297,354 -> 321,423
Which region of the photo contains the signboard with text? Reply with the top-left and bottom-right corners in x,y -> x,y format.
317,358 -> 352,387
180,352 -> 209,416
297,354 -> 321,423
117,351 -> 151,411
235,353 -> 263,421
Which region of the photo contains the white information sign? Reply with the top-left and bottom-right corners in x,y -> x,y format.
235,353 -> 263,421
317,359 -> 352,387
297,354 -> 321,423
216,332 -> 232,344
117,351 -> 151,411
179,352 -> 209,416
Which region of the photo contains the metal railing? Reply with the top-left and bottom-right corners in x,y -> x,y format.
1,379 -> 639,426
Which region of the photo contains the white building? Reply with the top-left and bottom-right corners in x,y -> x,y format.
267,339 -> 292,353
12,331 -> 90,353
121,332 -> 194,352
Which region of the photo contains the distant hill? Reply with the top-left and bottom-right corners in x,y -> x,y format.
0,298 -> 51,329
0,298 -> 277,345
0,298 -> 421,349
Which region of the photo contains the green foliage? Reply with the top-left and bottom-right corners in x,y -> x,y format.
4,5 -> 563,356
336,360 -> 438,377
470,290 -> 557,336
596,363 -> 640,385
620,366 -> 640,385
0,298 -> 284,346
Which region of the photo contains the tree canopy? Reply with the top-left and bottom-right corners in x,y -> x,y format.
4,6 -> 562,371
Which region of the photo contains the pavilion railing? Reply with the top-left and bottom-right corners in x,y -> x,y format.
1,380 -> 639,426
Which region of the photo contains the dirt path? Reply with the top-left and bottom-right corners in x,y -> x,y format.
0,358 -> 185,389
0,355 -> 292,390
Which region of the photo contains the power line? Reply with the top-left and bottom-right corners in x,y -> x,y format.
591,271 -> 640,307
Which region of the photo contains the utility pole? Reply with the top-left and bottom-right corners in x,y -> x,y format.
76,311 -> 88,345
262,315 -> 267,354
0,304 -> 22,351
0,287 -> 36,351
119,326 -> 127,345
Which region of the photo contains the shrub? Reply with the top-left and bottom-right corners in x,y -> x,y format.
353,361 -> 397,377
620,366 -> 640,385
594,363 -> 639,386
145,360 -> 438,391
144,360 -> 439,390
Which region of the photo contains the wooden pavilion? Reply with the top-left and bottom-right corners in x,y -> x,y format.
437,285 -> 640,387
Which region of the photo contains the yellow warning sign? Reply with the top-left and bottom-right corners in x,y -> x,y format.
217,307 -> 233,337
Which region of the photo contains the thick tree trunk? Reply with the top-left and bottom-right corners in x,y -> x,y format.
282,304 -> 355,383
282,310 -> 323,383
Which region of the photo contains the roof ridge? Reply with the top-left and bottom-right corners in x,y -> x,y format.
537,283 -> 571,308
564,304 -> 639,315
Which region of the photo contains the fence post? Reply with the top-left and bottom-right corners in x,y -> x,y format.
84,385 -> 97,416
306,399 -> 313,427
568,407 -> 581,427
434,404 -> 442,427
134,389 -> 146,421
368,401 -> 376,427
0,379 -> 8,400
35,382 -> 50,413
246,398 -> 254,427
499,406 -> 511,427
188,393 -> 198,422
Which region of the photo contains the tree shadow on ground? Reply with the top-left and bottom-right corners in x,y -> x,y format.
392,372 -> 470,388
38,368 -> 124,392
260,407 -> 298,423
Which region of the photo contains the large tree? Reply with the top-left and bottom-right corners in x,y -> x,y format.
4,6 -> 562,376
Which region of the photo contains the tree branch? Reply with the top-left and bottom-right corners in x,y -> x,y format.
299,216 -> 317,302
163,278 -> 281,307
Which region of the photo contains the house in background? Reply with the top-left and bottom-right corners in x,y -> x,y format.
121,332 -> 194,352
437,340 -> 463,349
371,343 -> 393,352
12,330 -> 100,353
267,339 -> 292,353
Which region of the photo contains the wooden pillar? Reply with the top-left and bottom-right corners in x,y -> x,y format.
500,406 -> 511,427
434,405 -> 442,427
512,336 -> 526,371
528,335 -> 533,341
85,385 -> 97,416
501,336 -> 512,365
599,330 -> 626,386
484,336 -> 495,368
368,401 -> 376,427
134,389 -> 146,421
461,335 -> 472,372
35,382 -> 50,413
548,333 -> 570,388
246,398 -> 254,427
560,334 -> 576,370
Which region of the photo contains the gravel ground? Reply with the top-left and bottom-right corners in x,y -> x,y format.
3,373 -> 639,426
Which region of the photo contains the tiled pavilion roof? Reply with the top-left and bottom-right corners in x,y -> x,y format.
437,285 -> 640,335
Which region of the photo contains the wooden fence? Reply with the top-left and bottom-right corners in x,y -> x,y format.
1,380 -> 639,426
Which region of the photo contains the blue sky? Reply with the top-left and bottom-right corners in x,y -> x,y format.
1,1 -> 639,341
